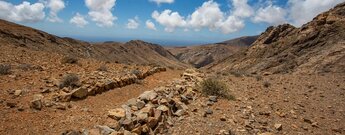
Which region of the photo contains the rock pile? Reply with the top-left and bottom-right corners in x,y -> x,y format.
55,67 -> 166,102
31,67 -> 167,111
64,69 -> 203,135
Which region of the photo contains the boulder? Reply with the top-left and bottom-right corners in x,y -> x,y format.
95,125 -> 115,135
139,91 -> 157,101
71,87 -> 88,99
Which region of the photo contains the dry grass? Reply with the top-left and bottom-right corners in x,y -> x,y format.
61,56 -> 78,64
59,73 -> 80,88
200,78 -> 235,100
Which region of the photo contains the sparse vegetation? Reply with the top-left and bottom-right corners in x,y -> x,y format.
18,64 -> 33,71
255,75 -> 263,81
230,70 -> 246,77
61,56 -> 78,64
59,73 -> 80,88
200,78 -> 235,100
0,64 -> 11,75
97,65 -> 108,72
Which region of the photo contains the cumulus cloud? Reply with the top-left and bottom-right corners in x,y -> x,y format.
146,20 -> 157,30
216,16 -> 245,34
152,10 -> 187,32
126,16 -> 140,29
149,0 -> 174,5
232,0 -> 254,18
252,4 -> 287,25
85,0 -> 117,27
187,1 -> 224,31
152,0 -> 252,34
69,13 -> 89,28
0,1 -> 45,23
288,0 -> 345,26
46,0 -> 65,22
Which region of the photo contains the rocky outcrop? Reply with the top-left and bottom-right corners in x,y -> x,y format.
63,69 -> 204,135
209,2 -> 345,74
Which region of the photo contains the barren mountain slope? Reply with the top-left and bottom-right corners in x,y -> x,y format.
167,36 -> 258,68
0,19 -> 187,68
93,40 -> 188,68
219,35 -> 259,46
209,2 -> 345,74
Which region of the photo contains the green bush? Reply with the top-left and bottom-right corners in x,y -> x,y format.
201,78 -> 235,100
0,64 -> 11,75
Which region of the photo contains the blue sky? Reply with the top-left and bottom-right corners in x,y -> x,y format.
0,0 -> 344,45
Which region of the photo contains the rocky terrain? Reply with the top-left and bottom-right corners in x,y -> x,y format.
208,3 -> 345,74
0,2 -> 344,135
167,36 -> 257,68
0,19 -> 187,68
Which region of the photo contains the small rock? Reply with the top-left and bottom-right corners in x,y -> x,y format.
96,125 -> 115,135
220,116 -> 227,121
30,99 -> 42,110
209,96 -> 218,102
127,98 -> 137,106
6,101 -> 17,108
17,106 -> 25,111
157,105 -> 169,112
136,101 -> 146,109
206,108 -> 213,114
108,108 -> 126,120
174,109 -> 185,116
136,112 -> 148,122
303,118 -> 313,124
14,90 -> 22,96
274,124 -> 283,131
219,129 -> 229,135
258,132 -> 274,135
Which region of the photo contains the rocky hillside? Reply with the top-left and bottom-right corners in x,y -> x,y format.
218,35 -> 259,46
0,19 -> 187,68
93,40 -> 187,68
167,36 -> 258,68
209,2 -> 345,74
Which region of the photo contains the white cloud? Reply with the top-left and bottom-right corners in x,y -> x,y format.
0,1 -> 45,23
232,0 -> 254,18
151,0 -> 252,34
85,0 -> 117,27
216,16 -> 245,34
146,20 -> 157,30
46,0 -> 65,22
149,0 -> 174,5
188,1 -> 224,31
152,10 -> 187,32
252,4 -> 287,25
70,13 -> 88,28
126,16 -> 140,29
288,0 -> 345,26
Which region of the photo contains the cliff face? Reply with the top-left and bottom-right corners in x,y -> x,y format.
209,2 -> 345,74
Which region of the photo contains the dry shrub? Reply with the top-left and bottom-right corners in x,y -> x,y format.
97,65 -> 108,72
59,73 -> 80,88
61,56 -> 78,64
201,78 -> 235,100
0,64 -> 11,75
263,81 -> 271,88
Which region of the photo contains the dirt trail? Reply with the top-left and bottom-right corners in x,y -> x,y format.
0,70 -> 183,135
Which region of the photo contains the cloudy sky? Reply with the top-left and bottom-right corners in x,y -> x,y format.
0,0 -> 344,45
